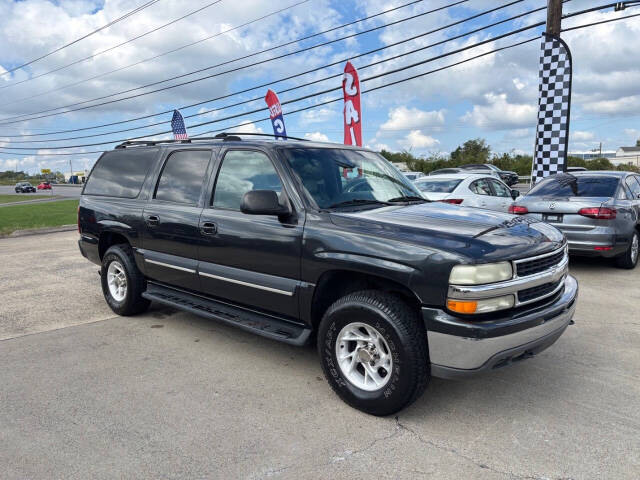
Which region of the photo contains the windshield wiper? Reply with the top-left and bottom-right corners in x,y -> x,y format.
387,195 -> 428,203
327,199 -> 392,209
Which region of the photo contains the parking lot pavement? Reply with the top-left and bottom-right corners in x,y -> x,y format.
1,232 -> 639,479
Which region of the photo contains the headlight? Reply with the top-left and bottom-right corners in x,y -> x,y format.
447,295 -> 515,314
449,262 -> 513,285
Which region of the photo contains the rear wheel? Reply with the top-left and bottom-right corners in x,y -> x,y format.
101,244 -> 150,315
317,291 -> 429,416
615,230 -> 639,269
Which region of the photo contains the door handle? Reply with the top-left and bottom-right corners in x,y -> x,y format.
145,215 -> 159,226
200,221 -> 217,235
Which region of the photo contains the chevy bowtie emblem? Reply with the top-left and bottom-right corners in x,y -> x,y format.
549,203 -> 556,210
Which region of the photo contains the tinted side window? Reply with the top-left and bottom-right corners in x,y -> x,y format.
213,150 -> 282,210
155,150 -> 211,204
489,179 -> 511,197
470,179 -> 492,195
626,176 -> 640,198
84,148 -> 158,198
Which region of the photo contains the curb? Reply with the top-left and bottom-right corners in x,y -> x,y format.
1,225 -> 77,239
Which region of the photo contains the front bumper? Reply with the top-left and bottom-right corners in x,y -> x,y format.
423,275 -> 578,378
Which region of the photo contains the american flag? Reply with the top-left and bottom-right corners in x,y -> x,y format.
171,109 -> 189,140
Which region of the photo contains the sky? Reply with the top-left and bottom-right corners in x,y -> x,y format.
0,0 -> 638,174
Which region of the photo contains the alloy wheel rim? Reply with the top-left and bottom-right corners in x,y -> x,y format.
107,261 -> 127,302
335,322 -> 393,392
632,234 -> 639,264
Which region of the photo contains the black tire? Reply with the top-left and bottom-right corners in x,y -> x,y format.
615,230 -> 639,269
317,290 -> 429,416
101,244 -> 150,316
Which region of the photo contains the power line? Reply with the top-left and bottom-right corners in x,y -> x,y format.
0,20 -> 548,150
1,4 -> 637,155
0,0 -> 161,76
0,0 -> 225,91
4,2 -> 546,144
1,0 -> 313,110
0,37 -> 540,156
0,0 -> 476,136
0,0 -> 474,124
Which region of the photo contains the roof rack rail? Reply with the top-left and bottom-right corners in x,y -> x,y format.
115,132 -> 310,149
211,132 -> 310,142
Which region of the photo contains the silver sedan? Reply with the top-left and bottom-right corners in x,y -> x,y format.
510,171 -> 640,268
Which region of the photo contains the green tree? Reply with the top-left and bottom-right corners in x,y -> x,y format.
449,138 -> 490,165
636,138 -> 640,147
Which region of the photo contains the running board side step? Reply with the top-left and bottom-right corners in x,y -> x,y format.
142,282 -> 311,346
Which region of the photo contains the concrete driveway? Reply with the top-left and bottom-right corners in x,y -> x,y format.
1,231 -> 638,479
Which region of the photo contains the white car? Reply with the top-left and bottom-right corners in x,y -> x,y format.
413,173 -> 519,213
402,171 -> 425,182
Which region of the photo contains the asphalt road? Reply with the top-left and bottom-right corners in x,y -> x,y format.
0,184 -> 82,198
1,231 -> 638,479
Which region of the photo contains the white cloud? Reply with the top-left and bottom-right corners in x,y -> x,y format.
624,128 -> 640,140
232,121 -> 263,134
582,95 -> 640,115
462,93 -> 537,130
304,132 -> 329,142
399,130 -> 439,149
300,108 -> 337,125
379,106 -> 445,131
572,131 -> 595,141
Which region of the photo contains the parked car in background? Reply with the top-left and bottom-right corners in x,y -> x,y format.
566,167 -> 587,172
14,182 -> 36,193
402,171 -> 425,182
414,173 -> 519,212
460,164 -> 519,186
429,167 -> 498,177
37,182 -> 52,190
510,171 -> 640,268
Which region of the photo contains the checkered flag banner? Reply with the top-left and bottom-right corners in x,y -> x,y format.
532,34 -> 572,183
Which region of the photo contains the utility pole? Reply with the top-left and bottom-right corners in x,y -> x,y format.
69,158 -> 73,184
546,0 -> 563,36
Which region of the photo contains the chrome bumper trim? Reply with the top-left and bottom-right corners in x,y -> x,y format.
448,246 -> 569,307
429,276 -> 577,370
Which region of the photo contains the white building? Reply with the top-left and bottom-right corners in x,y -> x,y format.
615,146 -> 640,167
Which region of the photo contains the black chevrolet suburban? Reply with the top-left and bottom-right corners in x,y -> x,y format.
78,134 -> 578,415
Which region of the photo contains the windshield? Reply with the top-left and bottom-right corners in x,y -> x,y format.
415,178 -> 462,193
527,175 -> 619,198
283,148 -> 422,209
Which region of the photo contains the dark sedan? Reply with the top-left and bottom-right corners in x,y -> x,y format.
510,171 -> 640,268
14,182 -> 36,193
460,164 -> 519,186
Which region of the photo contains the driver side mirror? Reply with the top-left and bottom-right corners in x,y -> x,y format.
241,190 -> 291,217
511,189 -> 520,200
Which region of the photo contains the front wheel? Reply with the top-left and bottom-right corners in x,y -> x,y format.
615,230 -> 639,269
101,244 -> 150,315
318,291 -> 430,416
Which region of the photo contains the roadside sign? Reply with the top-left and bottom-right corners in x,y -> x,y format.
41,168 -> 51,174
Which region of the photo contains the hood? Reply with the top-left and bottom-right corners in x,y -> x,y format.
330,202 -> 564,262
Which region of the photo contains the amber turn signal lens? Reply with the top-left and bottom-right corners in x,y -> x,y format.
447,299 -> 478,314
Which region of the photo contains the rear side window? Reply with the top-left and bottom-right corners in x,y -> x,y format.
489,179 -> 511,197
415,179 -> 461,193
155,150 -> 211,204
84,149 -> 158,198
469,178 -> 492,195
527,175 -> 620,198
212,150 -> 283,210
625,176 -> 640,199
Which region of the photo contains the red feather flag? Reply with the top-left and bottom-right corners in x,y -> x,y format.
342,61 -> 362,146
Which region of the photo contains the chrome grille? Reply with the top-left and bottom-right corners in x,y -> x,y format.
516,248 -> 565,277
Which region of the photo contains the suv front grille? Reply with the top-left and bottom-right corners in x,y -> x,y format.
516,249 -> 565,277
518,279 -> 563,303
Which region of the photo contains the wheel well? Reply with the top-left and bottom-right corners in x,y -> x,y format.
310,270 -> 421,329
98,232 -> 129,259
